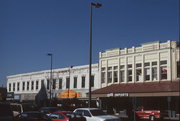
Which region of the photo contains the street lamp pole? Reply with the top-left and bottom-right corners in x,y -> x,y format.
47,53 -> 53,102
89,2 -> 102,108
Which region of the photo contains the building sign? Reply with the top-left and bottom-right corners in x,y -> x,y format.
58,90 -> 81,98
107,93 -> 114,97
7,92 -> 14,98
14,94 -> 21,100
114,93 -> 129,97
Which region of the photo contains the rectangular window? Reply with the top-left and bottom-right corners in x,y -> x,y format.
47,80 -> 49,90
152,61 -> 157,66
160,60 -> 167,65
152,67 -> 157,81
17,82 -> 20,91
144,62 -> 150,67
120,70 -> 125,82
36,81 -> 39,90
114,71 -> 118,82
136,63 -> 142,68
101,72 -> 105,83
144,68 -> 150,81
22,82 -> 25,91
81,76 -> 85,88
52,79 -> 56,89
27,82 -> 29,90
13,83 -> 15,91
59,79 -> 62,89
107,71 -> 112,83
73,77 -> 77,88
31,81 -> 34,90
177,61 -> 180,78
101,67 -> 106,71
91,75 -> 94,87
128,70 -> 132,82
161,66 -> 167,80
9,83 -> 11,92
66,77 -> 70,89
128,64 -> 132,68
136,69 -> 142,82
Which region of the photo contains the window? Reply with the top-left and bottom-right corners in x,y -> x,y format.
144,62 -> 150,81
17,82 -> 20,91
107,66 -> 112,83
59,79 -> 62,89
36,81 -> 39,90
52,79 -> 56,89
136,63 -> 142,82
128,64 -> 132,82
120,65 -> 125,82
144,68 -> 150,81
101,72 -> 105,83
9,83 -> 11,92
73,77 -> 77,88
31,81 -> 34,90
66,77 -> 70,89
81,76 -> 85,88
177,61 -> 180,78
152,61 -> 157,81
47,79 -> 49,90
13,83 -> 15,91
84,110 -> 91,117
27,82 -> 29,90
113,66 -> 118,83
160,60 -> 167,80
101,67 -> 106,71
91,75 -> 94,87
22,82 -> 25,91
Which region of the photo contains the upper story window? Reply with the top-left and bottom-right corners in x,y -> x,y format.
22,82 -> 25,91
66,77 -> 70,89
160,60 -> 167,80
52,79 -> 56,89
144,62 -> 150,81
128,64 -> 132,82
47,79 -> 49,90
31,81 -> 34,90
107,66 -> 112,83
81,76 -> 85,88
13,83 -> 15,91
120,65 -> 125,82
36,81 -> 39,90
177,61 -> 180,78
73,77 -> 77,88
27,82 -> 29,90
91,75 -> 94,87
101,67 -> 106,83
9,83 -> 11,92
136,63 -> 142,82
59,78 -> 62,89
17,82 -> 20,91
152,61 -> 157,81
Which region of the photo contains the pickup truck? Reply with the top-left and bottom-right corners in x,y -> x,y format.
135,106 -> 161,120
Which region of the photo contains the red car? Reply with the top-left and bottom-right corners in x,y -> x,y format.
49,111 -> 86,121
135,106 -> 161,120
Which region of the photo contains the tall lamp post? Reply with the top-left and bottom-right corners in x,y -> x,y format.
47,53 -> 53,102
89,2 -> 102,108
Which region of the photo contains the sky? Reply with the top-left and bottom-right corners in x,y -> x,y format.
0,0 -> 179,86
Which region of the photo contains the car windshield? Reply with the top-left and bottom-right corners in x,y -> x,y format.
90,109 -> 105,116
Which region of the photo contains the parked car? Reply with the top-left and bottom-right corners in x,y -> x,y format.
0,102 -> 14,121
39,107 -> 60,116
14,111 -> 52,121
10,103 -> 23,117
135,106 -> 161,120
49,111 -> 86,121
73,108 -> 120,121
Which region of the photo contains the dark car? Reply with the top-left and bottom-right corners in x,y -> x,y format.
14,111 -> 52,121
0,102 -> 14,121
39,107 -> 60,116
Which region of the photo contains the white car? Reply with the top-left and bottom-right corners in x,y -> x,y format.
73,108 -> 120,121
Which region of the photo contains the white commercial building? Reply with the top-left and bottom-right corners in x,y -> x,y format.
7,64 -> 99,101
99,40 -> 180,88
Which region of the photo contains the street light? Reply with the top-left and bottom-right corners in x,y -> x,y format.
89,2 -> 102,108
47,53 -> 53,102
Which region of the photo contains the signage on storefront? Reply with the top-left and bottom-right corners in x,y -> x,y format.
107,93 -> 114,97
58,90 -> 82,98
114,93 -> 128,97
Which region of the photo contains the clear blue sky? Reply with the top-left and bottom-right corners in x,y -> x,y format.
0,0 -> 179,86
